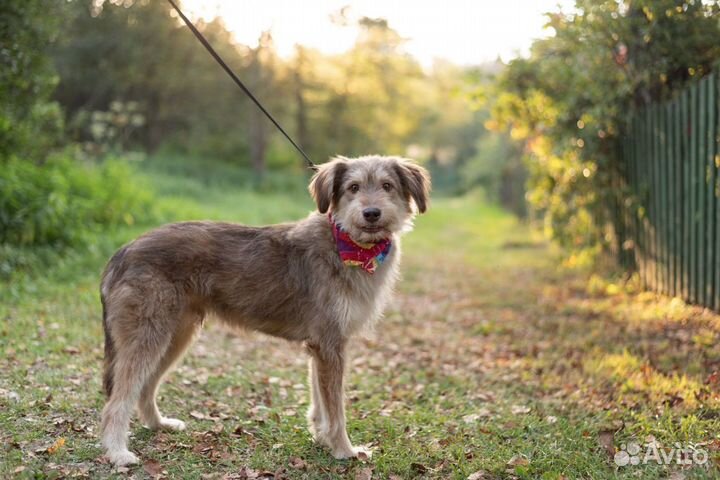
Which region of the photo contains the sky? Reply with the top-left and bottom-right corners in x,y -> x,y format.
181,0 -> 577,67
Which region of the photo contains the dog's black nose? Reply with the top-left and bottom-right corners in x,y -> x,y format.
362,208 -> 381,223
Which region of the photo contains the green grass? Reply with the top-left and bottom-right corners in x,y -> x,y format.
2,158 -> 720,479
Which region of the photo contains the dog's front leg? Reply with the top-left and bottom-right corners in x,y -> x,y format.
306,341 -> 370,459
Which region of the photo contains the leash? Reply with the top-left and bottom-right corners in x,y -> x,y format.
166,0 -> 317,171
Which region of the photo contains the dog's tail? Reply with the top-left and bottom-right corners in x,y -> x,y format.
100,245 -> 129,398
101,294 -> 115,398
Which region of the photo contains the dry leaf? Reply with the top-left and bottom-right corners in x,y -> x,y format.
411,462 -> 428,474
467,471 -> 487,480
598,430 -> 615,460
511,405 -> 530,415
288,456 -> 306,470
355,467 -> 373,480
463,408 -> 491,423
143,459 -> 163,477
507,455 -> 530,467
47,437 -> 65,455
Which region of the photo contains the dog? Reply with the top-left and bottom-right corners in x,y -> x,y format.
99,155 -> 430,466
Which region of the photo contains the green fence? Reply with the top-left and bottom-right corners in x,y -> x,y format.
621,72 -> 720,311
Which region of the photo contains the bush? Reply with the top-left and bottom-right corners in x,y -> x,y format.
0,154 -> 155,249
490,0 -> 720,260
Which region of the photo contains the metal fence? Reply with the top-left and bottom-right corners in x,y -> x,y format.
621,72 -> 719,311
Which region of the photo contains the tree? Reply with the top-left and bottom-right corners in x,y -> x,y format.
0,0 -> 62,160
491,0 -> 720,257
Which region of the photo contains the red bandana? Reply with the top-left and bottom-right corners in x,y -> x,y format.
329,214 -> 392,274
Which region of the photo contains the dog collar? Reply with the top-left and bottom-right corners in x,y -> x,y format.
329,214 -> 391,274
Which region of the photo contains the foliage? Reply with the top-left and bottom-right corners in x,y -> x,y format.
462,131 -> 527,216
0,0 -> 63,160
49,1 -> 497,187
490,0 -> 720,254
0,153 -> 155,275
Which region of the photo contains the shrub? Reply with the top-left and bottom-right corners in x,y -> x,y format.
0,154 -> 155,248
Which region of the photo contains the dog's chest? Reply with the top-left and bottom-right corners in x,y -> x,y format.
332,246 -> 400,335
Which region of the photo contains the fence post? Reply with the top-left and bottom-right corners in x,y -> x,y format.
666,101 -> 676,298
698,77 -> 708,306
682,87 -> 691,302
688,82 -> 699,303
673,97 -> 683,298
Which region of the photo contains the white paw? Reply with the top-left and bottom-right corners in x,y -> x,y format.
108,449 -> 139,466
159,417 -> 186,431
332,445 -> 372,460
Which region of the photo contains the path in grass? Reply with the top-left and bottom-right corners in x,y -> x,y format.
2,188 -> 720,479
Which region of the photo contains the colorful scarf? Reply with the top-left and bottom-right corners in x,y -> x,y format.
329,214 -> 391,274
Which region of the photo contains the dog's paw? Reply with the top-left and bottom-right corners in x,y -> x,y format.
332,445 -> 373,460
108,449 -> 139,466
158,417 -> 186,431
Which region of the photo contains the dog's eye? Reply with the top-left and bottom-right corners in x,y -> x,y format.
349,183 -> 360,193
382,183 -> 393,192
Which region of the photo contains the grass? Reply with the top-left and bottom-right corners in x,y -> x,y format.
2,157 -> 720,479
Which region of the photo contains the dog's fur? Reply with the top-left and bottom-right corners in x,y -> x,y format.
99,155 -> 430,465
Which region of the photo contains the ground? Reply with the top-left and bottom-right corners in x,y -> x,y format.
2,161 -> 720,479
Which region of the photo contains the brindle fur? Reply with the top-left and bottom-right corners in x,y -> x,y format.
99,155 -> 430,465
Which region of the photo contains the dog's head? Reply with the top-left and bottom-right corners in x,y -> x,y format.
309,155 -> 431,243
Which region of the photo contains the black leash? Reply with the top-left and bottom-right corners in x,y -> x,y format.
166,0 -> 316,171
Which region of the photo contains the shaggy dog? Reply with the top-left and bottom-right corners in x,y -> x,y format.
99,155 -> 430,465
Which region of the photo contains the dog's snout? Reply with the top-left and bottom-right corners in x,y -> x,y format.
362,208 -> 382,223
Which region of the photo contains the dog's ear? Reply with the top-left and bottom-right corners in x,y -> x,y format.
309,158 -> 348,213
394,158 -> 431,213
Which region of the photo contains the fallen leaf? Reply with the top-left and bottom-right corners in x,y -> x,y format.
0,389 -> 20,402
288,456 -> 306,470
411,462 -> 428,474
467,471 -> 487,480
546,415 -> 558,424
598,430 -> 615,460
143,459 -> 163,477
190,411 -> 206,420
511,405 -> 530,415
355,467 -> 373,480
507,455 -> 529,467
47,437 -> 65,455
463,408 -> 491,423
356,450 -> 370,461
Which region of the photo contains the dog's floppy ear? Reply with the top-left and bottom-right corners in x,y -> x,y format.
394,158 -> 431,213
308,157 -> 348,213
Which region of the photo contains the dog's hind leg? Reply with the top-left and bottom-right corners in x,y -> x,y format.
307,353 -> 328,440
307,340 -> 371,459
100,283 -> 179,466
137,312 -> 201,431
